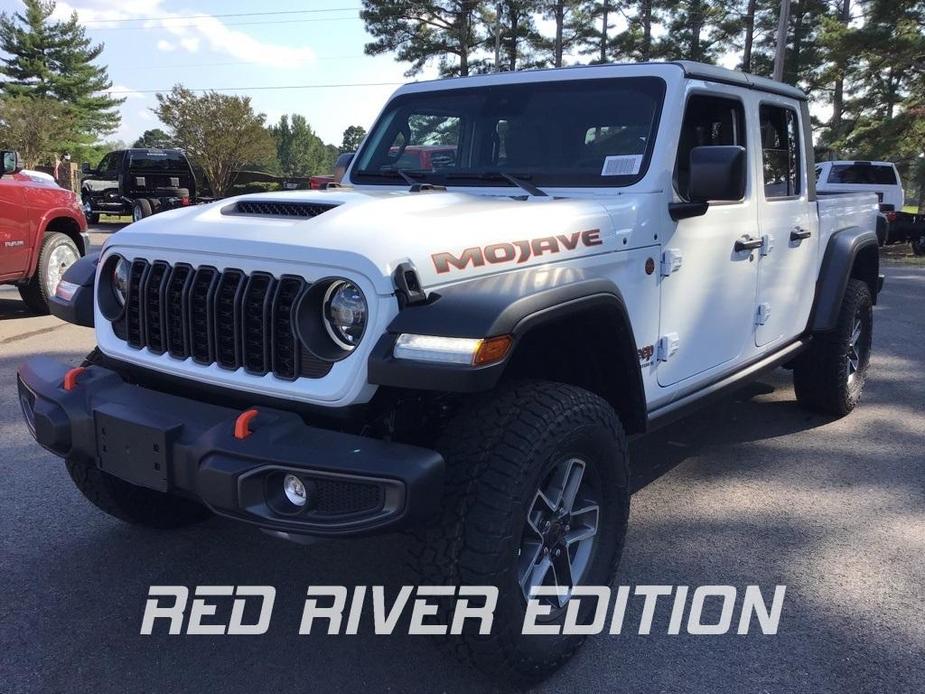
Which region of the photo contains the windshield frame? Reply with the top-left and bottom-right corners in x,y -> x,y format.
350,76 -> 667,190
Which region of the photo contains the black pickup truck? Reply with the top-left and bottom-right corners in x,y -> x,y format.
81,148 -> 197,223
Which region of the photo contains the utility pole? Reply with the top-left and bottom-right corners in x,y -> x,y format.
772,0 -> 791,82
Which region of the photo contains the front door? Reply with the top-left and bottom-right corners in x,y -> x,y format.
754,102 -> 818,348
0,173 -> 30,281
658,91 -> 760,387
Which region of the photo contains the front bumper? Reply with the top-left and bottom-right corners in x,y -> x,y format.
17,357 -> 444,538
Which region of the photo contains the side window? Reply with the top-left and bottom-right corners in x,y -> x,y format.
674,95 -> 746,200
759,105 -> 801,198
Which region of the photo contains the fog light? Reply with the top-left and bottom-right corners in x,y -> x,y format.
283,474 -> 307,507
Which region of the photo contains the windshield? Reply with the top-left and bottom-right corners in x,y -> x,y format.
352,76 -> 665,189
128,150 -> 188,171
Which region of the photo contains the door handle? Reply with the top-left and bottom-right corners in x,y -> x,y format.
734,236 -> 763,252
790,227 -> 812,241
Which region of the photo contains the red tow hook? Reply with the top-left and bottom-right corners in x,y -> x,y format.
63,367 -> 87,391
234,408 -> 259,440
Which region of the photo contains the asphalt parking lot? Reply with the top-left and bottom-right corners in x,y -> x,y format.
1,228 -> 923,693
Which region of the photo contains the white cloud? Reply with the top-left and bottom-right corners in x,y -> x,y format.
137,109 -> 154,121
55,1 -> 315,68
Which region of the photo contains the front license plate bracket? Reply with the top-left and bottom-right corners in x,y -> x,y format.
94,404 -> 181,492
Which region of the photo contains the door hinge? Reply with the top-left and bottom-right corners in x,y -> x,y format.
657,333 -> 680,362
756,303 -> 772,326
761,234 -> 774,256
660,249 -> 683,277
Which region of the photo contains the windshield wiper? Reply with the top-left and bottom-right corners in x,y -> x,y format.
443,171 -> 548,197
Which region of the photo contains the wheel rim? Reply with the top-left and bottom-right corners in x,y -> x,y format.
518,457 -> 600,608
132,205 -> 142,222
846,310 -> 866,386
45,244 -> 79,297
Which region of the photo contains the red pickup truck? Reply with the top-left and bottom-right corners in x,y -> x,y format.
1,150 -> 89,313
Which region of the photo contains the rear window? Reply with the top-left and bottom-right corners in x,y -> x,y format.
828,164 -> 897,185
128,150 -> 188,171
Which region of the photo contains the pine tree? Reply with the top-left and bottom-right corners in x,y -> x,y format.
0,0 -> 123,139
361,1 -> 488,77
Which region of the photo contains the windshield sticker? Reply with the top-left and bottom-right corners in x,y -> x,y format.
432,229 -> 602,274
601,155 -> 643,176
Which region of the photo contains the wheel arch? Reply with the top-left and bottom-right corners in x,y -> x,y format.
44,215 -> 87,255
808,226 -> 880,334
368,267 -> 647,435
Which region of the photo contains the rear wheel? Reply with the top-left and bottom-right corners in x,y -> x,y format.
409,381 -> 630,684
794,279 -> 873,416
912,233 -> 925,256
18,232 -> 80,314
132,198 -> 152,222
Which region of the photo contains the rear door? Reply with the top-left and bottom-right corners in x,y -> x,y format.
657,90 -> 760,387
754,101 -> 818,348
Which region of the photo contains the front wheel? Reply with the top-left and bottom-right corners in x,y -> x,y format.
794,279 -> 873,416
410,381 -> 630,683
18,232 -> 80,314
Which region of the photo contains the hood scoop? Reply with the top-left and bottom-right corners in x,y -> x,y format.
224,200 -> 340,218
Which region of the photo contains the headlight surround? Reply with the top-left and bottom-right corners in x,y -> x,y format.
112,256 -> 130,307
98,253 -> 130,321
322,280 -> 367,351
295,277 -> 369,361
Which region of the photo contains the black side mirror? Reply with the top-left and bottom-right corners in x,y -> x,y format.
81,162 -> 92,174
2,150 -> 23,175
688,145 -> 747,202
334,152 -> 354,183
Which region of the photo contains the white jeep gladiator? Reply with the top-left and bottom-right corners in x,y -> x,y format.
19,61 -> 882,682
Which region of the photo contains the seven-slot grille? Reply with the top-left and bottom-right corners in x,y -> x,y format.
112,260 -> 332,381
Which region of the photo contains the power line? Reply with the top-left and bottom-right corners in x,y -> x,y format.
114,56 -> 368,70
87,16 -> 359,31
84,7 -> 361,25
105,81 -> 404,94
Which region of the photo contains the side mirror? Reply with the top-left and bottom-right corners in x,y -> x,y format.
334,152 -> 354,183
2,150 -> 23,175
81,162 -> 92,174
688,145 -> 747,202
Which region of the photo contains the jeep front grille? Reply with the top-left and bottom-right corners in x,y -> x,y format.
113,260 -> 332,381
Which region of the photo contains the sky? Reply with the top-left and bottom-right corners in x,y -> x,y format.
0,0 -> 439,148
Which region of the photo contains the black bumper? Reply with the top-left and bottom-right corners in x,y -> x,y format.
17,357 -> 444,538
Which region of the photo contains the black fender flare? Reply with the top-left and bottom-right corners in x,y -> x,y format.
367,266 -> 646,431
808,227 -> 880,334
48,251 -> 98,328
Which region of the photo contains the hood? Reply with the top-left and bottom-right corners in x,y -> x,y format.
108,188 -> 619,294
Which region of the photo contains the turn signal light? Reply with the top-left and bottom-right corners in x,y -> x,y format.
474,335 -> 513,365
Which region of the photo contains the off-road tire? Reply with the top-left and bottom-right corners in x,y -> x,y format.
87,212 -> 100,224
64,458 -> 213,528
18,232 -> 80,314
408,381 -> 630,684
794,279 -> 873,416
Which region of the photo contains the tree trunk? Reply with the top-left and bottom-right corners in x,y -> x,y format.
742,0 -> 758,72
689,0 -> 704,61
554,0 -> 565,68
641,0 -> 653,60
600,0 -> 610,63
830,0 -> 850,134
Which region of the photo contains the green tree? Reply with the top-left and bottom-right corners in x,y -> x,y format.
0,94 -> 76,166
361,1 -> 488,77
132,128 -> 175,148
269,114 -> 330,177
341,125 -> 367,152
0,0 -> 123,139
154,86 -> 275,198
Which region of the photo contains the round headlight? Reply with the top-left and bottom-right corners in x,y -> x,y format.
112,256 -> 130,307
322,280 -> 367,350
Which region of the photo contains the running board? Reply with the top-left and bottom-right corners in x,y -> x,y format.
645,339 -> 809,433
